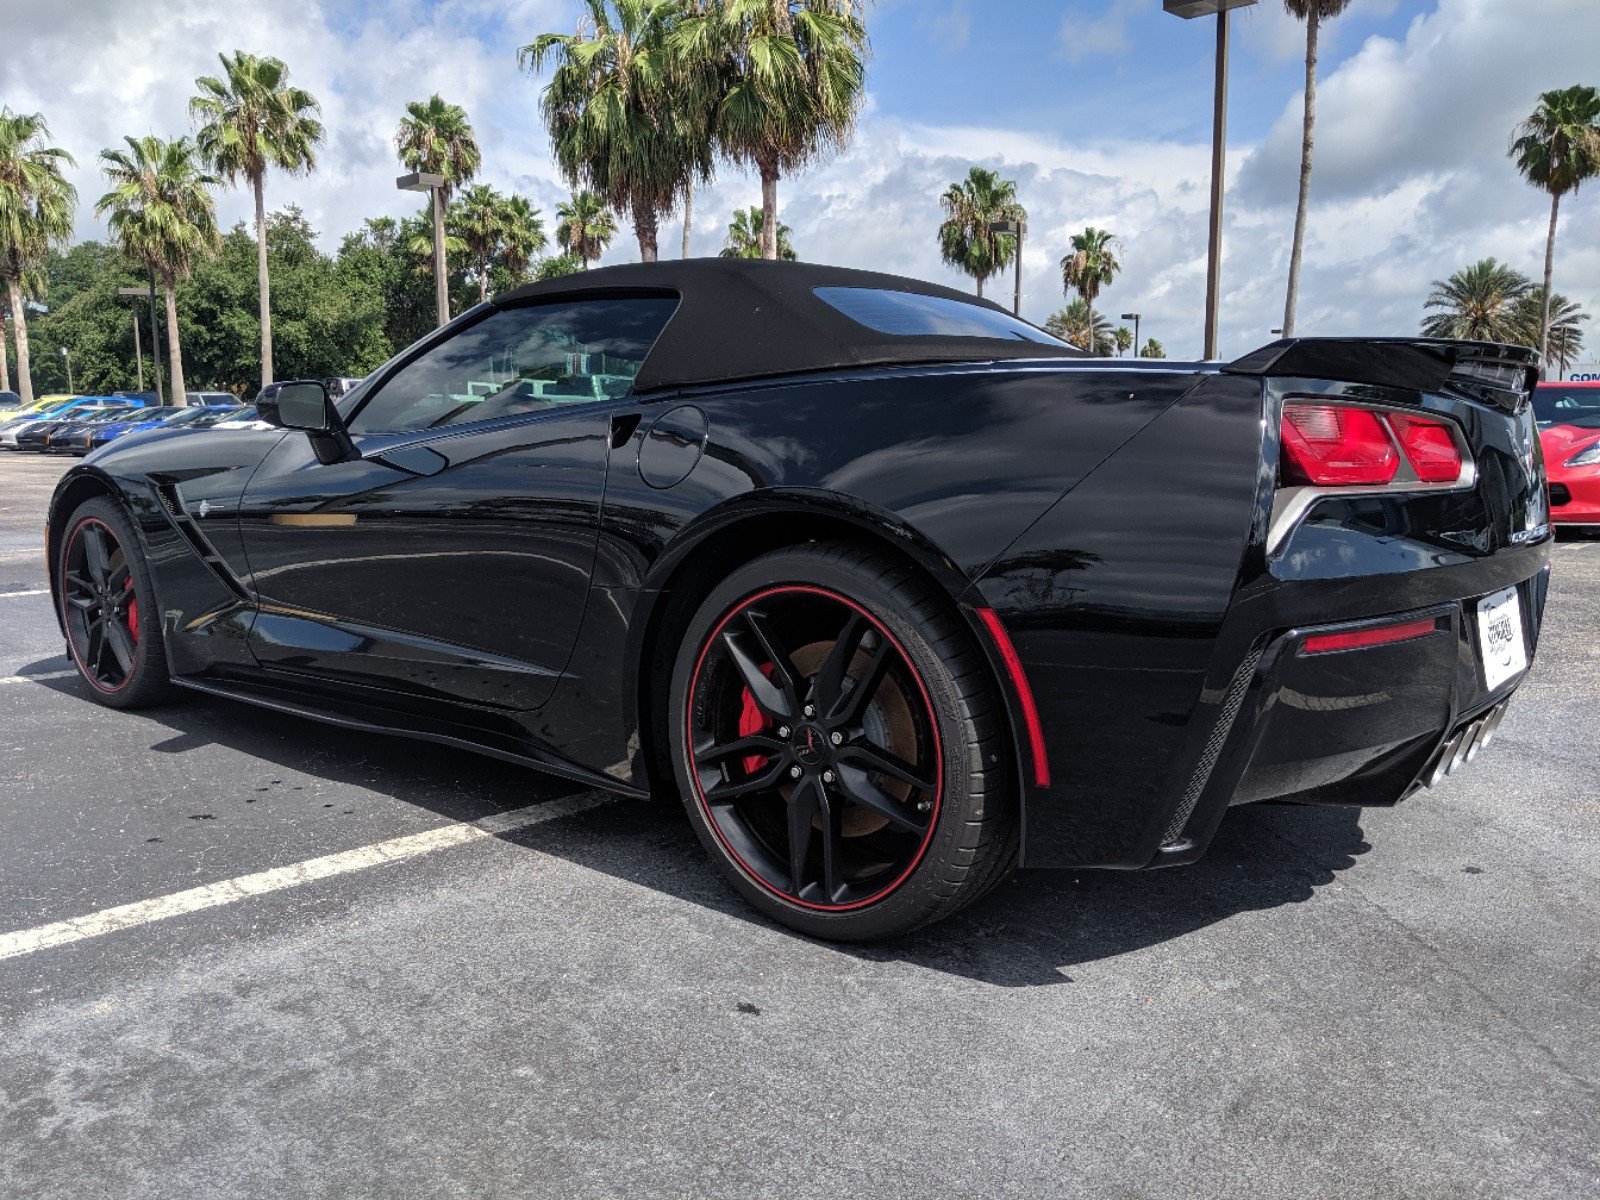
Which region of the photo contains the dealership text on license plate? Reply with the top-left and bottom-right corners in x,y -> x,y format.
1475,586 -> 1528,692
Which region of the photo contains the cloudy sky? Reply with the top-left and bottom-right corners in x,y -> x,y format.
3,0 -> 1597,360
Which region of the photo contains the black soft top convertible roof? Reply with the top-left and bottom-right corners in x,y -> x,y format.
496,259 -> 1082,393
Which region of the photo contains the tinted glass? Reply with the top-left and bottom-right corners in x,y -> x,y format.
1532,386 -> 1600,429
349,298 -> 679,436
814,287 -> 1067,345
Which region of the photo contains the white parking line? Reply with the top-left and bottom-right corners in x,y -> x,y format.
0,793 -> 614,963
0,588 -> 48,599
0,670 -> 76,686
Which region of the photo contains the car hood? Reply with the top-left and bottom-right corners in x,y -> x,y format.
1540,424 -> 1600,463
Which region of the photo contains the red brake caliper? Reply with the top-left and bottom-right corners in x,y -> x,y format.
736,665 -> 778,773
127,596 -> 140,644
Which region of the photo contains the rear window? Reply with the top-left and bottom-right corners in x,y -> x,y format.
814,287 -> 1066,346
1533,386 -> 1600,429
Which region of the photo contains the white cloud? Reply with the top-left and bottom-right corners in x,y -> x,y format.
1059,0 -> 1142,66
916,1 -> 972,55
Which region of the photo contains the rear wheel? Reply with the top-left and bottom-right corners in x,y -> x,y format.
669,543 -> 1016,940
58,497 -> 171,708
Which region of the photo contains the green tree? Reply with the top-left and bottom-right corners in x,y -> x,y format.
1060,227 -> 1120,356
394,94 -> 482,204
1141,337 -> 1166,360
499,194 -> 549,286
555,190 -> 619,268
1420,258 -> 1533,343
522,1 -> 713,262
720,206 -> 796,259
95,135 -> 221,404
28,242 -> 148,396
678,0 -> 868,259
1044,297 -> 1114,355
451,184 -> 510,306
1509,85 -> 1600,373
937,167 -> 1024,299
0,107 -> 77,402
1114,325 -> 1133,357
190,50 -> 325,388
534,253 -> 585,280
1516,287 -> 1587,376
1280,0 -> 1354,337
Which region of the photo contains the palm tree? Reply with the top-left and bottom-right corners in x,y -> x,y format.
394,95 -> 482,204
555,190 -> 619,268
1280,0 -> 1354,337
1516,288 -> 1588,377
1060,227 -> 1121,354
678,0 -> 868,260
1044,298 -> 1114,356
190,51 -> 324,387
0,108 -> 76,403
1510,85 -> 1600,374
96,136 -> 220,405
720,206 -> 796,259
1114,326 -> 1133,357
1141,338 -> 1166,360
1420,258 -> 1533,343
499,194 -> 549,285
522,1 -> 714,262
451,184 -> 510,305
937,167 -> 1024,299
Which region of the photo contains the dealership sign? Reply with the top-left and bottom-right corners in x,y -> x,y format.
1568,363 -> 1600,382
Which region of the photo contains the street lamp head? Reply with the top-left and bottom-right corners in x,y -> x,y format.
1121,312 -> 1140,321
396,171 -> 446,192
1163,0 -> 1256,17
987,219 -> 1024,237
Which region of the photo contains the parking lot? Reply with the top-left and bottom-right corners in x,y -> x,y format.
0,450 -> 1596,1198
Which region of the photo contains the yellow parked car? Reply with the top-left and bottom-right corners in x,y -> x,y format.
0,394 -> 82,427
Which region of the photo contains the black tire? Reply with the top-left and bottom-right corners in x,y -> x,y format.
57,496 -> 172,709
668,542 -> 1016,941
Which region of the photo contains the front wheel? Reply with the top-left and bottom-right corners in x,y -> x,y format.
58,496 -> 172,708
668,543 -> 1016,941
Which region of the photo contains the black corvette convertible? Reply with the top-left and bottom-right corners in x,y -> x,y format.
47,260 -> 1549,939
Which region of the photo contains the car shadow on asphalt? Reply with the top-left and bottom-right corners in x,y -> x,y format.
29,661 -> 1369,989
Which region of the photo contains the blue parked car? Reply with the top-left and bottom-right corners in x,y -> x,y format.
83,403 -> 242,452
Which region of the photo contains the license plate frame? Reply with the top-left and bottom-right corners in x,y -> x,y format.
1475,586 -> 1528,693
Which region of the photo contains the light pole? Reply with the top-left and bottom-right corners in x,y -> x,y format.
116,285 -> 162,400
398,171 -> 449,328
58,346 -> 73,393
1122,312 -> 1141,357
1165,0 -> 1256,360
988,218 -> 1025,318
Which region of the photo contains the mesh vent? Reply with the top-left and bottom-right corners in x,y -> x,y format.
1162,643 -> 1264,847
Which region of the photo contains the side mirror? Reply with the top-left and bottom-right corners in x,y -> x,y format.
265,380 -> 358,464
273,381 -> 333,432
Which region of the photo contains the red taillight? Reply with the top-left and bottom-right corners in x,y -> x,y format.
1387,413 -> 1463,482
1301,617 -> 1440,655
1280,403 -> 1399,486
1280,402 -> 1464,488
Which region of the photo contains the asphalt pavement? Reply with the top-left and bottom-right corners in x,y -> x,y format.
0,451 -> 1596,1199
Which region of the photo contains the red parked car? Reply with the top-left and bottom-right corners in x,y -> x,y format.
1534,381 -> 1600,528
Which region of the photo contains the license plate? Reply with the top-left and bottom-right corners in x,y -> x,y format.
1476,586 -> 1528,692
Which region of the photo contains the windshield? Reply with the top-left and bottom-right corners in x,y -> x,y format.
1533,386 -> 1600,429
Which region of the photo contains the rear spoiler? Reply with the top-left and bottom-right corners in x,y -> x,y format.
1224,337 -> 1538,413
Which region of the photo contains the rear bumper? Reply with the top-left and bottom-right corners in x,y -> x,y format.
1195,567 -> 1544,811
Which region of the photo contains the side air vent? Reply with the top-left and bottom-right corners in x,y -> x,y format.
1162,642 -> 1265,847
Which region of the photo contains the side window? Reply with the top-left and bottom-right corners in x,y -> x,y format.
347,296 -> 678,436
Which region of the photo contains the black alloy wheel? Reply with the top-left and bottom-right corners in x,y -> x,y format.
59,497 -> 171,708
671,543 -> 1016,941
